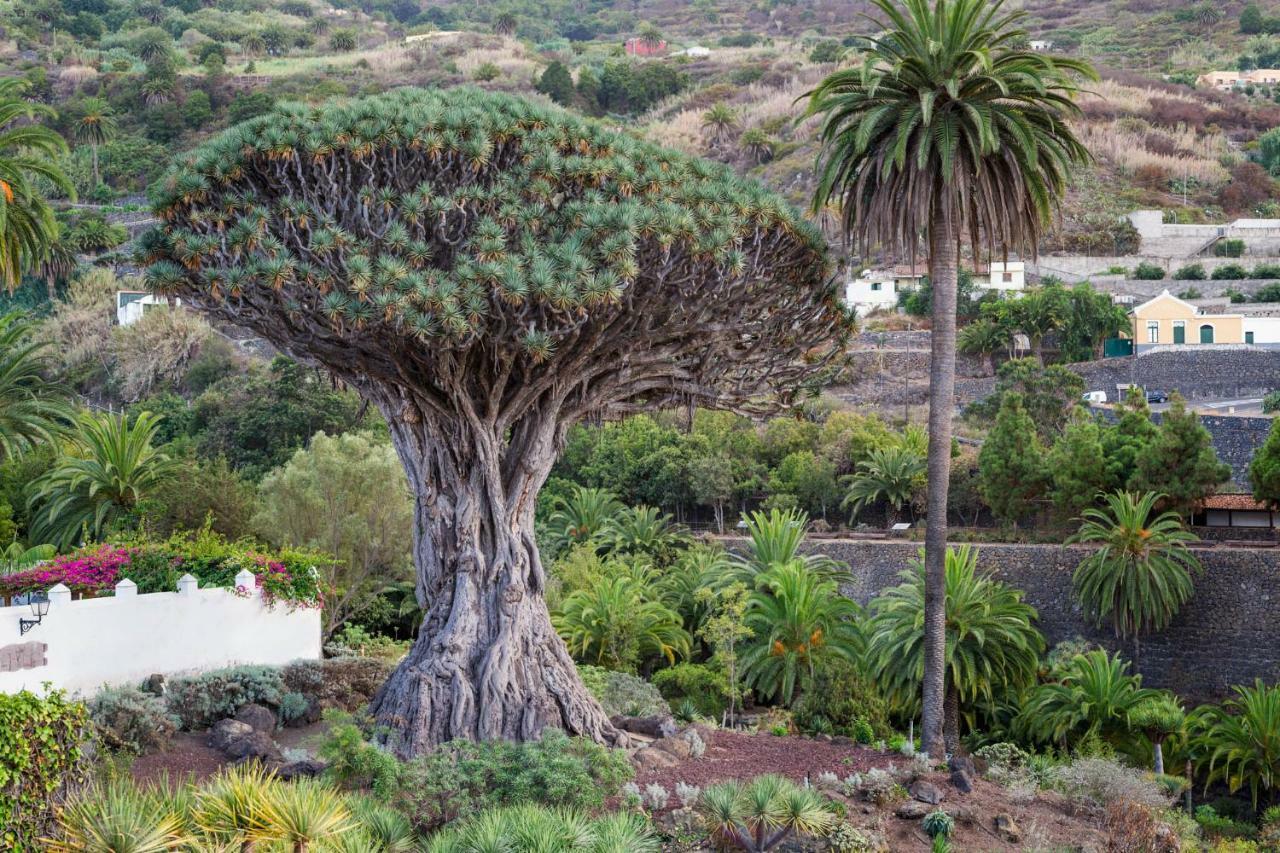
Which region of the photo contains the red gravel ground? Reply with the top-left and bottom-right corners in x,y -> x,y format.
634,729 -> 877,788
130,732 -> 225,788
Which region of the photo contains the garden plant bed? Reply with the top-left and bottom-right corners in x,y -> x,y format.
635,730 -> 1110,851
130,720 -> 333,788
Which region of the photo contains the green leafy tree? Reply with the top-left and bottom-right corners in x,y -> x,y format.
740,561 -> 864,706
1193,680 -> 1280,808
1047,406 -> 1110,522
1059,282 -> 1130,362
144,87 -> 843,752
696,580 -> 752,726
0,79 -> 74,291
536,61 -> 575,106
958,317 -> 1013,376
868,545 -> 1044,750
839,444 -> 925,525
1068,491 -> 1202,659
1130,393 -> 1230,515
0,311 -> 72,459
1243,3 -> 1266,34
818,410 -> 894,474
1009,284 -> 1069,364
804,0 -> 1090,755
73,97 -> 117,189
977,392 -> 1049,525
28,411 -> 177,548
253,431 -> 414,638
1102,387 -> 1159,491
971,357 -> 1086,439
1250,417 -> 1280,507
1015,650 -> 1157,748
768,450 -> 839,521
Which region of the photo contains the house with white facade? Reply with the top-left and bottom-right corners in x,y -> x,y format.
844,270 -> 900,316
116,291 -> 180,326
973,261 -> 1026,293
1028,39 -> 1054,51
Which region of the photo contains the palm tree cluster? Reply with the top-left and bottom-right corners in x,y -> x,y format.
0,311 -> 73,459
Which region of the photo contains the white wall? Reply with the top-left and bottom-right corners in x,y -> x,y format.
0,572 -> 321,697
1244,316 -> 1280,344
844,275 -> 898,315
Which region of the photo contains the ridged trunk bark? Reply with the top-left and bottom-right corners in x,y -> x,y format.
367,398 -> 622,756
922,212 -> 959,760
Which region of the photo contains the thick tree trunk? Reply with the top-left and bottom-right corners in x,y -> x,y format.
922,211 -> 959,760
368,402 -> 623,756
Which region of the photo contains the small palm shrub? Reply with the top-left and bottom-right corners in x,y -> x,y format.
554,574 -> 691,671
424,804 -> 658,852
1016,650 -> 1156,748
840,445 -> 924,524
697,775 -> 835,851
545,486 -> 623,552
1193,680 -> 1280,807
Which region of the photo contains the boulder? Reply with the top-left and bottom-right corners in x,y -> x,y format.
235,703 -> 277,733
654,734 -> 693,760
285,698 -> 323,728
946,804 -> 979,825
909,780 -> 944,805
950,768 -> 974,794
611,714 -> 677,739
994,813 -> 1021,844
141,674 -> 166,696
277,759 -> 327,780
208,719 -> 254,752
895,800 -> 931,820
223,731 -> 282,764
631,746 -> 680,773
947,754 -> 976,777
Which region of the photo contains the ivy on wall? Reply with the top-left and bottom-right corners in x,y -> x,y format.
0,690 -> 89,850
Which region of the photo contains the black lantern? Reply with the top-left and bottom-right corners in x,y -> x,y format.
20,594 -> 49,635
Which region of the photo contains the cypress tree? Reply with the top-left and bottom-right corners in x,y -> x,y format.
1047,405 -> 1109,522
536,60 -> 575,106
1102,387 -> 1158,490
1250,417 -> 1280,507
978,392 -> 1049,525
1131,393 -> 1231,515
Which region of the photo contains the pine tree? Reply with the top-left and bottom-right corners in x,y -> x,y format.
1131,393 -> 1231,515
1242,3 -> 1265,34
1102,387 -> 1158,491
536,61 -> 575,106
1250,418 -> 1280,507
1047,406 -> 1109,522
978,392 -> 1049,525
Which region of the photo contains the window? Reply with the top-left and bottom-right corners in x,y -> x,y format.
1147,321 -> 1159,343
1002,272 -> 1013,283
870,282 -> 881,291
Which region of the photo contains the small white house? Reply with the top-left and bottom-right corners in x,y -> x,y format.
677,45 -> 711,58
1029,39 -> 1054,51
973,261 -> 1026,293
844,270 -> 899,316
117,291 -> 180,326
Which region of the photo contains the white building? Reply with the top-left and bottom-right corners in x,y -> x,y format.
116,291 -> 180,326
676,45 -> 711,57
844,270 -> 900,316
973,261 -> 1026,293
1029,39 -> 1054,51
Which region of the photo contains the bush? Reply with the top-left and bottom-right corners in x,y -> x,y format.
1215,239 -> 1247,258
1173,263 -> 1207,280
281,656 -> 393,714
165,665 -> 285,729
391,729 -> 633,832
317,711 -> 400,798
1048,757 -> 1173,814
1195,805 -> 1256,839
1213,264 -> 1250,280
0,690 -> 90,849
790,659 -> 891,740
1132,262 -> 1166,280
428,804 -> 657,851
89,685 -> 179,754
1265,391 -> 1280,413
1254,263 -> 1280,279
651,662 -> 729,719
578,664 -> 670,717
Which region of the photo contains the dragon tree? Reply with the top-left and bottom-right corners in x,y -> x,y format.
141,88 -> 846,755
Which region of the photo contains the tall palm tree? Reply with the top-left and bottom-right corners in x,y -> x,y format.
740,129 -> 774,165
0,79 -> 75,293
867,544 -> 1044,749
0,311 -> 73,459
1068,490 -> 1201,662
805,0 -> 1093,757
840,444 -> 925,525
28,410 -> 177,548
493,11 -> 517,36
957,317 -> 1012,376
74,97 -> 117,189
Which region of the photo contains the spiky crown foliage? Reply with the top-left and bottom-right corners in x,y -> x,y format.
143,88 -> 846,419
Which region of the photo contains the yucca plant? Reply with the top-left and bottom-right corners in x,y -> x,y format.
249,776 -> 357,852
425,804 -> 658,852
28,410 -> 177,548
45,778 -> 189,852
346,796 -> 417,852
1192,680 -> 1280,808
868,545 -> 1043,749
1068,490 -> 1202,661
698,775 -> 834,852
191,763 -> 276,847
1015,650 -> 1157,749
839,445 -> 925,525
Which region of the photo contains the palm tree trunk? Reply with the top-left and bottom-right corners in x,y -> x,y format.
944,683 -> 960,754
1153,740 -> 1164,775
922,208 -> 959,760
91,144 -> 100,188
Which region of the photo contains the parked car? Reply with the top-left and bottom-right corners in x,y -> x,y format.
1146,390 -> 1169,404
1082,391 -> 1107,404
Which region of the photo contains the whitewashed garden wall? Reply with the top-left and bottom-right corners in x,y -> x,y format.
0,570 -> 321,696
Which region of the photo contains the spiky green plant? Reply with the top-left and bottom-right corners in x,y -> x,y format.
839,444 -> 925,525
603,505 -> 688,558
28,410 -> 177,548
1192,680 -> 1280,808
547,486 -> 625,551
1068,490 -> 1202,655
1015,650 -> 1157,748
727,508 -> 843,584
805,0 -> 1094,757
0,310 -> 73,459
702,103 -> 738,145
867,545 -> 1044,748
740,561 -> 864,706
249,776 -> 357,851
697,775 -> 834,851
45,778 -> 189,852
1129,694 -> 1185,775
191,763 -> 276,845
554,574 -> 691,670
425,804 -> 658,852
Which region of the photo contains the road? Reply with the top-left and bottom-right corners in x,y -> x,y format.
1148,397 -> 1267,416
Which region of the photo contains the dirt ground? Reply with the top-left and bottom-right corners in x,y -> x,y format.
130,721 -> 332,788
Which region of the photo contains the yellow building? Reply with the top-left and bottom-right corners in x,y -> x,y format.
1130,291 -> 1243,352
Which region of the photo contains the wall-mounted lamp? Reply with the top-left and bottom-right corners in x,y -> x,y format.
20,594 -> 49,635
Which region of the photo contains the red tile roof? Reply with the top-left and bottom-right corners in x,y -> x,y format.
1198,493 -> 1270,511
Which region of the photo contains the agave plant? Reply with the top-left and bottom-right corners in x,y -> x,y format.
27,410 -> 177,548
554,574 -> 691,670
426,803 -> 658,852
45,778 -> 189,852
1192,680 -> 1280,808
698,775 -> 834,852
1014,650 -> 1157,749
740,561 -> 864,706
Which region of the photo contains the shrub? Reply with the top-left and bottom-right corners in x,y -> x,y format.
1192,680 -> 1280,807
1254,263 -> 1280,279
1195,805 -> 1256,839
473,61 -> 501,81
165,665 -> 285,729
651,662 -> 729,719
578,664 -> 670,717
1048,757 -> 1173,814
391,729 -> 633,833
1132,262 -> 1166,280
89,685 -> 179,754
1213,264 -> 1250,280
281,656 -> 393,714
426,804 -> 658,851
317,711 -> 400,798
1173,263 -> 1207,280
922,809 -> 954,838
279,692 -> 309,724
0,690 -> 90,849
790,659 -> 891,740
1264,391 -> 1280,413
1215,239 -> 1247,258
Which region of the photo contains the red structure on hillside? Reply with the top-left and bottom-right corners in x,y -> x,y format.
625,37 -> 667,56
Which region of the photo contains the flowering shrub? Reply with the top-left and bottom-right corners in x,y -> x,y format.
0,533 -> 322,609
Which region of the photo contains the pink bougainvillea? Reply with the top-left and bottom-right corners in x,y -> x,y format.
0,545 -> 133,597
